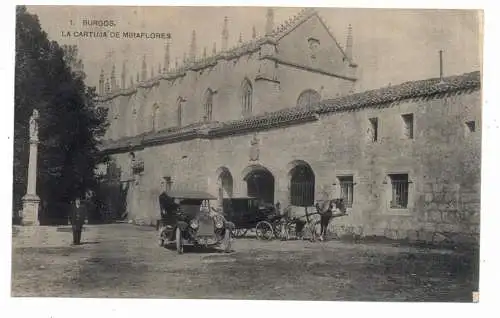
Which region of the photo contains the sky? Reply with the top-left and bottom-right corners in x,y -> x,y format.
25,6 -> 482,91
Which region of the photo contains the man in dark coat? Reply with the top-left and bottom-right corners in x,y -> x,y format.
315,198 -> 348,241
159,191 -> 179,222
157,181 -> 180,240
70,198 -> 86,245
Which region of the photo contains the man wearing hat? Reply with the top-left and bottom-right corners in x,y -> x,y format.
70,197 -> 87,245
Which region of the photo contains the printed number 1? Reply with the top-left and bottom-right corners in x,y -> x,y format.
70,20 -> 73,26
472,291 -> 479,303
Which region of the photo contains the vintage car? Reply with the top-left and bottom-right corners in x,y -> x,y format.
157,190 -> 234,254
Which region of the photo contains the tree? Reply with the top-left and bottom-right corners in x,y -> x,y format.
13,6 -> 108,222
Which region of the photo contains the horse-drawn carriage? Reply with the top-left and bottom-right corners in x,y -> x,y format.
222,196 -> 276,238
157,190 -> 234,254
225,197 -> 349,241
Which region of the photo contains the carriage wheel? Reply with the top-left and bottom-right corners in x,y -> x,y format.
255,221 -> 274,240
232,229 -> 248,238
176,228 -> 184,254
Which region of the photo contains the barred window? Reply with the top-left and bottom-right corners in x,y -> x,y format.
389,174 -> 409,209
338,176 -> 354,208
152,104 -> 160,131
402,114 -> 414,139
290,163 -> 315,207
241,79 -> 253,116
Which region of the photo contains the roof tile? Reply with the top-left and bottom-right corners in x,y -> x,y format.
100,71 -> 481,153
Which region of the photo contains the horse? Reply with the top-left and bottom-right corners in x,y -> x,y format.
315,198 -> 348,241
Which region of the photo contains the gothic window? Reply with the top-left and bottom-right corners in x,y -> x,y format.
296,89 -> 321,108
368,117 -> 379,142
401,113 -> 414,139
241,79 -> 253,116
152,104 -> 160,131
177,98 -> 183,127
203,89 -> 214,121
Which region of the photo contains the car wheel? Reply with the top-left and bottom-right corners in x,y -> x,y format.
176,227 -> 184,254
222,229 -> 232,253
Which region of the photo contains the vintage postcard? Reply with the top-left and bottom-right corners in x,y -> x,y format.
10,4 -> 482,302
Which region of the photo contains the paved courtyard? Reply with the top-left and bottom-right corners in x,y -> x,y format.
11,223 -> 478,301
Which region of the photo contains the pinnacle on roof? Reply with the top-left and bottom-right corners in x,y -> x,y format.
141,55 -> 147,81
345,24 -> 353,61
222,16 -> 229,51
121,61 -> 127,89
163,40 -> 170,72
189,30 -> 197,62
265,8 -> 274,36
110,64 -> 117,90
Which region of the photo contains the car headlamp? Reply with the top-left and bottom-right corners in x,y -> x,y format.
190,219 -> 199,229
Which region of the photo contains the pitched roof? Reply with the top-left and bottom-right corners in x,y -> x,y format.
100,71 -> 481,154
318,71 -> 481,113
98,8 -> 348,102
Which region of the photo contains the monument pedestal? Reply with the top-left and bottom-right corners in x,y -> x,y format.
22,193 -> 40,226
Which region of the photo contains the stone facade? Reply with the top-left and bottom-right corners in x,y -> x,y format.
96,8 -> 481,245
99,8 -> 357,141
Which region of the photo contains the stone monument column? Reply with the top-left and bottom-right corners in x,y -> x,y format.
22,109 -> 41,226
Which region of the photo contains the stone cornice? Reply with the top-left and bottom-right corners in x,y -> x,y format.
254,74 -> 281,84
99,71 -> 481,155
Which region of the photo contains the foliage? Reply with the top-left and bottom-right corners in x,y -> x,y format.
13,6 -> 109,221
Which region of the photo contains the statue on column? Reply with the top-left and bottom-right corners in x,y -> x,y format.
29,109 -> 39,141
22,108 -> 41,226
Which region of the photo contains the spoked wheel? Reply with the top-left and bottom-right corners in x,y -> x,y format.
232,228 -> 248,238
176,227 -> 184,254
255,221 -> 274,240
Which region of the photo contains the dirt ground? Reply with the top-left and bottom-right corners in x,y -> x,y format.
11,223 -> 478,301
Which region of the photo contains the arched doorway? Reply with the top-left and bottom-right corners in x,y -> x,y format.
288,160 -> 315,206
243,165 -> 275,204
216,167 -> 233,209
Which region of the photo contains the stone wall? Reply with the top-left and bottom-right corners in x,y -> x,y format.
107,88 -> 481,245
